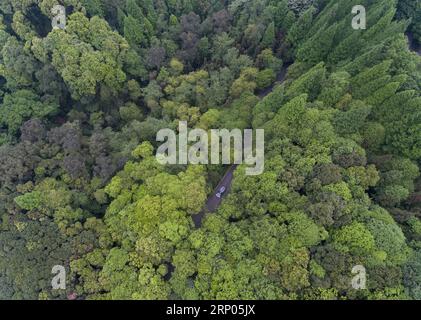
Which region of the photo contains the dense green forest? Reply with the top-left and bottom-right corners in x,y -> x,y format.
0,0 -> 421,300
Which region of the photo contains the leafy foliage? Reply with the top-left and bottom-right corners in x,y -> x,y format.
0,0 -> 420,300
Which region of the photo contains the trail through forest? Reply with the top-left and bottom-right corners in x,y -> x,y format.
169,66 -> 290,281
193,65 -> 290,228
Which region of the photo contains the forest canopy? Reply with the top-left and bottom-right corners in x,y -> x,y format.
0,0 -> 421,300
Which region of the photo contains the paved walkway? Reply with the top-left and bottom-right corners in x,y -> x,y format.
192,165 -> 238,228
